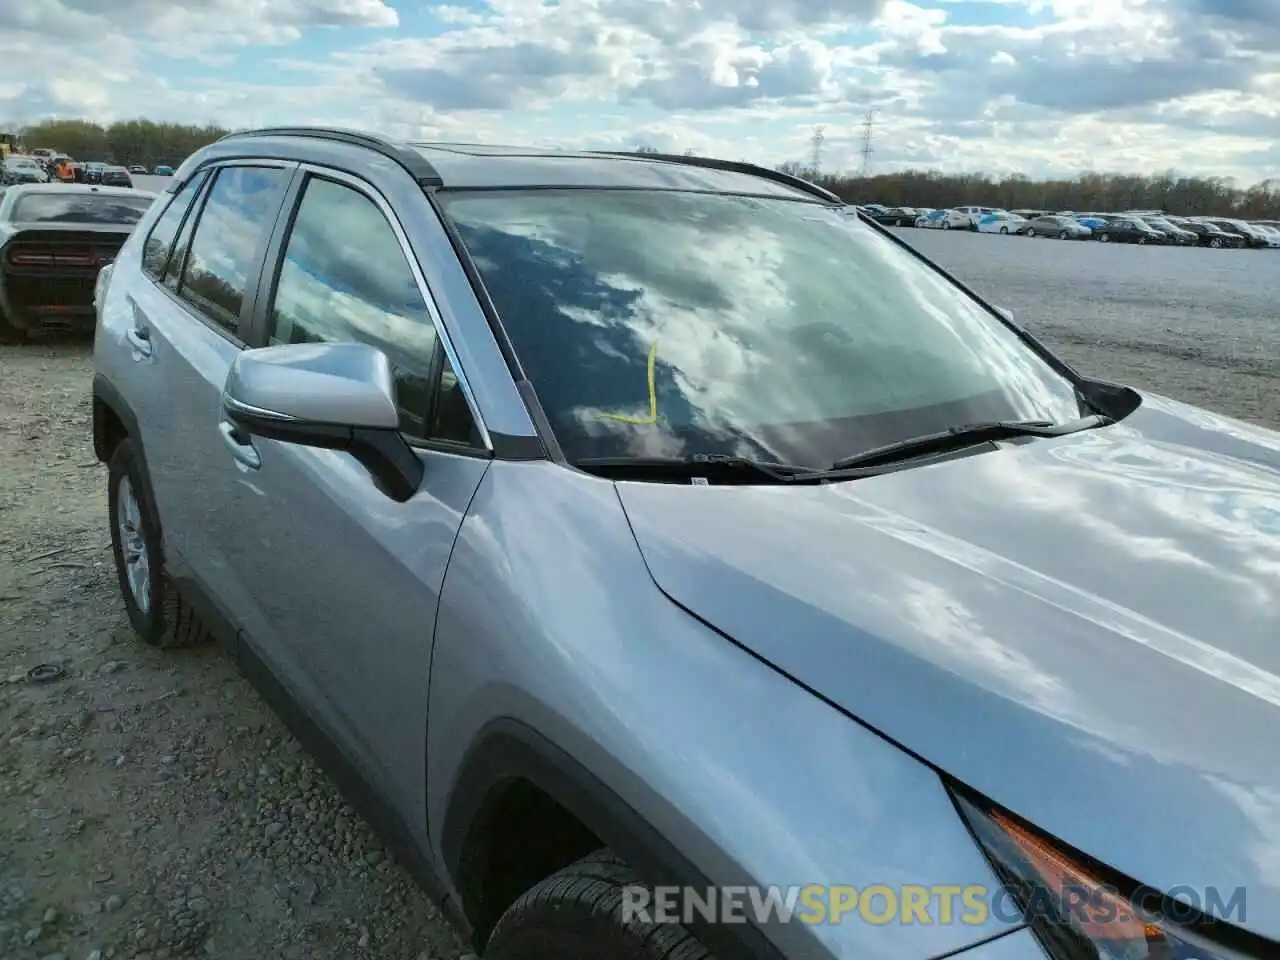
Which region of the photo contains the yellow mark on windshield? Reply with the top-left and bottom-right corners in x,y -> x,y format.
599,339 -> 659,425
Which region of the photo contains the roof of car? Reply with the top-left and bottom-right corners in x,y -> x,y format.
406,142 -> 820,198
208,128 -> 841,203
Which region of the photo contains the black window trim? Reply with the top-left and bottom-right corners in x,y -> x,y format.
163,159 -> 299,348
250,162 -> 494,457
141,167 -> 211,283
161,170 -> 217,292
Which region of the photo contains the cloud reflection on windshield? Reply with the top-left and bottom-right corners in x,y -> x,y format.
443,189 -> 1084,466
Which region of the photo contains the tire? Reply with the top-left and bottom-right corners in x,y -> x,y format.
942,221 -> 951,230
999,226 -> 1008,234
1210,237 -> 1223,248
1057,231 -> 1068,240
485,849 -> 712,960
0,308 -> 26,345
108,439 -> 211,648
1097,233 -> 1110,242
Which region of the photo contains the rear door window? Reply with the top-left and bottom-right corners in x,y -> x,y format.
142,170 -> 209,280
177,165 -> 288,336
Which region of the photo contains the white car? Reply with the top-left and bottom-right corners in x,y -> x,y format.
926,208 -> 981,230
1250,224 -> 1280,248
915,209 -> 951,228
952,204 -> 1000,228
976,212 -> 1026,235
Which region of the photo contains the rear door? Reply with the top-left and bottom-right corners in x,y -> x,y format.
125,160 -> 297,615
209,165 -> 492,827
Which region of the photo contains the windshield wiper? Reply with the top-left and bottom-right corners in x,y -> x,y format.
827,415 -> 1113,471
573,454 -> 815,483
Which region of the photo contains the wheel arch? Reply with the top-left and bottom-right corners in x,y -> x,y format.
439,718 -> 784,960
92,373 -> 166,541
92,373 -> 141,465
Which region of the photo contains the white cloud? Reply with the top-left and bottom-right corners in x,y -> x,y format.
1,0 -> 1278,181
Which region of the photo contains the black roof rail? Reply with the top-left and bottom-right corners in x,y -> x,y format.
589,150 -> 844,204
216,126 -> 443,186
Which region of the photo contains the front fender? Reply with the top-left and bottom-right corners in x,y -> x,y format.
429,461 -> 1021,960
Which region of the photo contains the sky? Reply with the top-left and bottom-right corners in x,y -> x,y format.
1,0 -> 1278,183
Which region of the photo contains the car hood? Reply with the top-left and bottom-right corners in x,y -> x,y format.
614,393 -> 1280,940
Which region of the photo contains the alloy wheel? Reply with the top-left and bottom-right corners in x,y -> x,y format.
116,475 -> 152,614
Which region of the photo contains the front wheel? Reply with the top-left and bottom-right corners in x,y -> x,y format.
1057,230 -> 1068,240
1097,233 -> 1110,242
485,850 -> 712,960
1210,237 -> 1223,248
999,226 -> 1009,234
942,221 -> 951,230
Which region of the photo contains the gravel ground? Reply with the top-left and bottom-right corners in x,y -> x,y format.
899,227 -> 1280,426
1,232 -> 1276,958
0,348 -> 468,959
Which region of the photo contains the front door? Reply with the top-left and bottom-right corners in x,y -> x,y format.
209,169 -> 491,833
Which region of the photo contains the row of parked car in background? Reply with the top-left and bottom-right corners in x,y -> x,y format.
858,203 -> 1280,249
0,152 -> 174,189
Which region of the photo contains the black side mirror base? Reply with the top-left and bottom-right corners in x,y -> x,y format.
224,406 -> 424,502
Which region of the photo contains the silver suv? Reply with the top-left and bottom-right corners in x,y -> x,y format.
93,128 -> 1280,960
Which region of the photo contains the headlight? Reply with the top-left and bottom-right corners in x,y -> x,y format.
951,789 -> 1250,960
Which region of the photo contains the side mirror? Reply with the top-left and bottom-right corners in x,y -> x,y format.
221,341 -> 423,502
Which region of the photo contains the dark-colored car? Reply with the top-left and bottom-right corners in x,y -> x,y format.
1091,218 -> 1164,244
1201,218 -> 1268,248
1178,220 -> 1244,248
1141,216 -> 1196,245
0,184 -> 156,342
100,166 -> 134,188
1020,215 -> 1091,239
869,206 -> 919,227
82,162 -> 107,185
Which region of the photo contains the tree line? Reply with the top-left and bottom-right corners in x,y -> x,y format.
8,119 -> 231,169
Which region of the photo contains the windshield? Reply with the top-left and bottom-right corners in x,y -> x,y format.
441,189 -> 1085,468
5,158 -> 38,169
12,192 -> 154,225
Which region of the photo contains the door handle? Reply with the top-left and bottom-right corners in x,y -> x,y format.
126,325 -> 152,357
218,421 -> 261,470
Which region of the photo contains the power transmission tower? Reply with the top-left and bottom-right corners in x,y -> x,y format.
810,125 -> 825,177
859,109 -> 879,178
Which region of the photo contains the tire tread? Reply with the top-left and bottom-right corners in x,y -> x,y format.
486,849 -> 713,960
